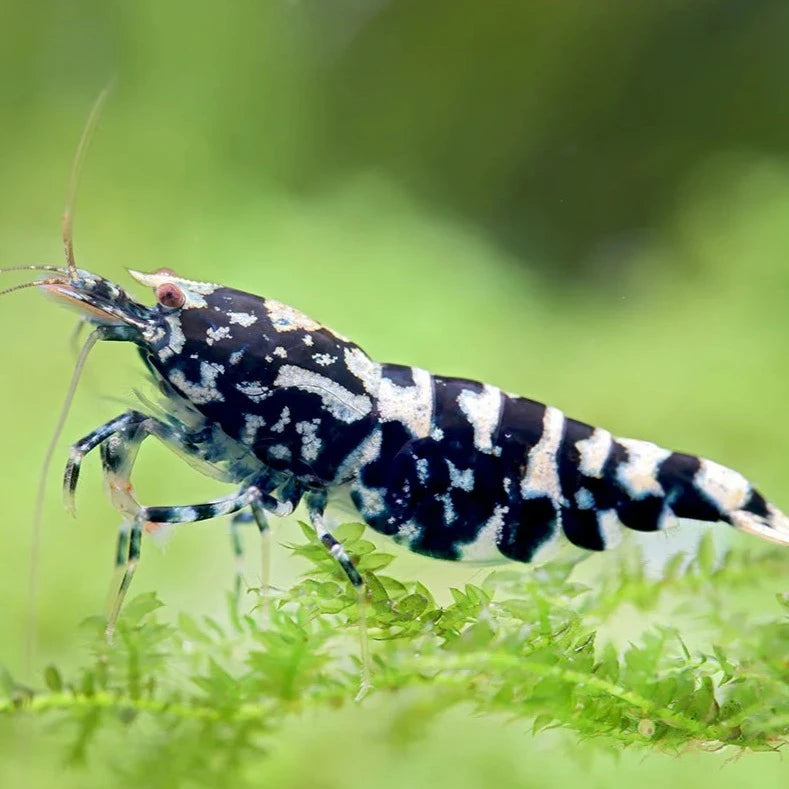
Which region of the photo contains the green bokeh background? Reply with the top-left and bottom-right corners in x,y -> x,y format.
1,2 -> 788,785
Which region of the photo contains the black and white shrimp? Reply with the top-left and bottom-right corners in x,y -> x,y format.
2,259 -> 788,637
2,95 -> 787,652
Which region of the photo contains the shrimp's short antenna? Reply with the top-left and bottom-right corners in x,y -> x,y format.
62,87 -> 110,280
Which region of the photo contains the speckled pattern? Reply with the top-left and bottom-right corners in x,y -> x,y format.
45,267 -> 789,582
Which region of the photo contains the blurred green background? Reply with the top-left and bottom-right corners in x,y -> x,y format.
1,1 -> 788,785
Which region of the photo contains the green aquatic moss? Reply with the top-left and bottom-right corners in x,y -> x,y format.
2,526 -> 786,786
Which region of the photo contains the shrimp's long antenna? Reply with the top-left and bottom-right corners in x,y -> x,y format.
25,86 -> 112,675
63,87 -> 110,280
26,328 -> 103,674
0,265 -> 68,275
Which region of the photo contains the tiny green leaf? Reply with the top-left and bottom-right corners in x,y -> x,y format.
43,665 -> 63,693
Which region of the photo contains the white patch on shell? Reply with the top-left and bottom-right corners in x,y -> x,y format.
457,385 -> 502,453
241,414 -> 266,446
229,349 -> 245,365
158,314 -> 186,361
344,347 -> 382,394
269,444 -> 291,461
295,419 -> 322,462
312,352 -> 337,367
378,367 -> 434,437
169,361 -> 225,405
459,504 -> 509,562
227,311 -> 258,327
520,406 -> 566,506
615,438 -> 670,499
437,492 -> 456,524
575,488 -> 595,510
274,365 -> 372,423
576,428 -> 612,478
266,299 -> 324,333
447,460 -> 474,492
431,427 -> 444,442
302,335 -> 314,346
206,326 -> 232,346
235,381 -> 271,404
271,407 -> 291,433
416,457 -> 430,486
695,458 -> 750,513
353,484 -> 386,517
333,429 -> 382,484
273,346 -> 288,359
395,521 -> 420,544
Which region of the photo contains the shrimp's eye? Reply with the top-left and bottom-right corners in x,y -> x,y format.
156,282 -> 185,309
